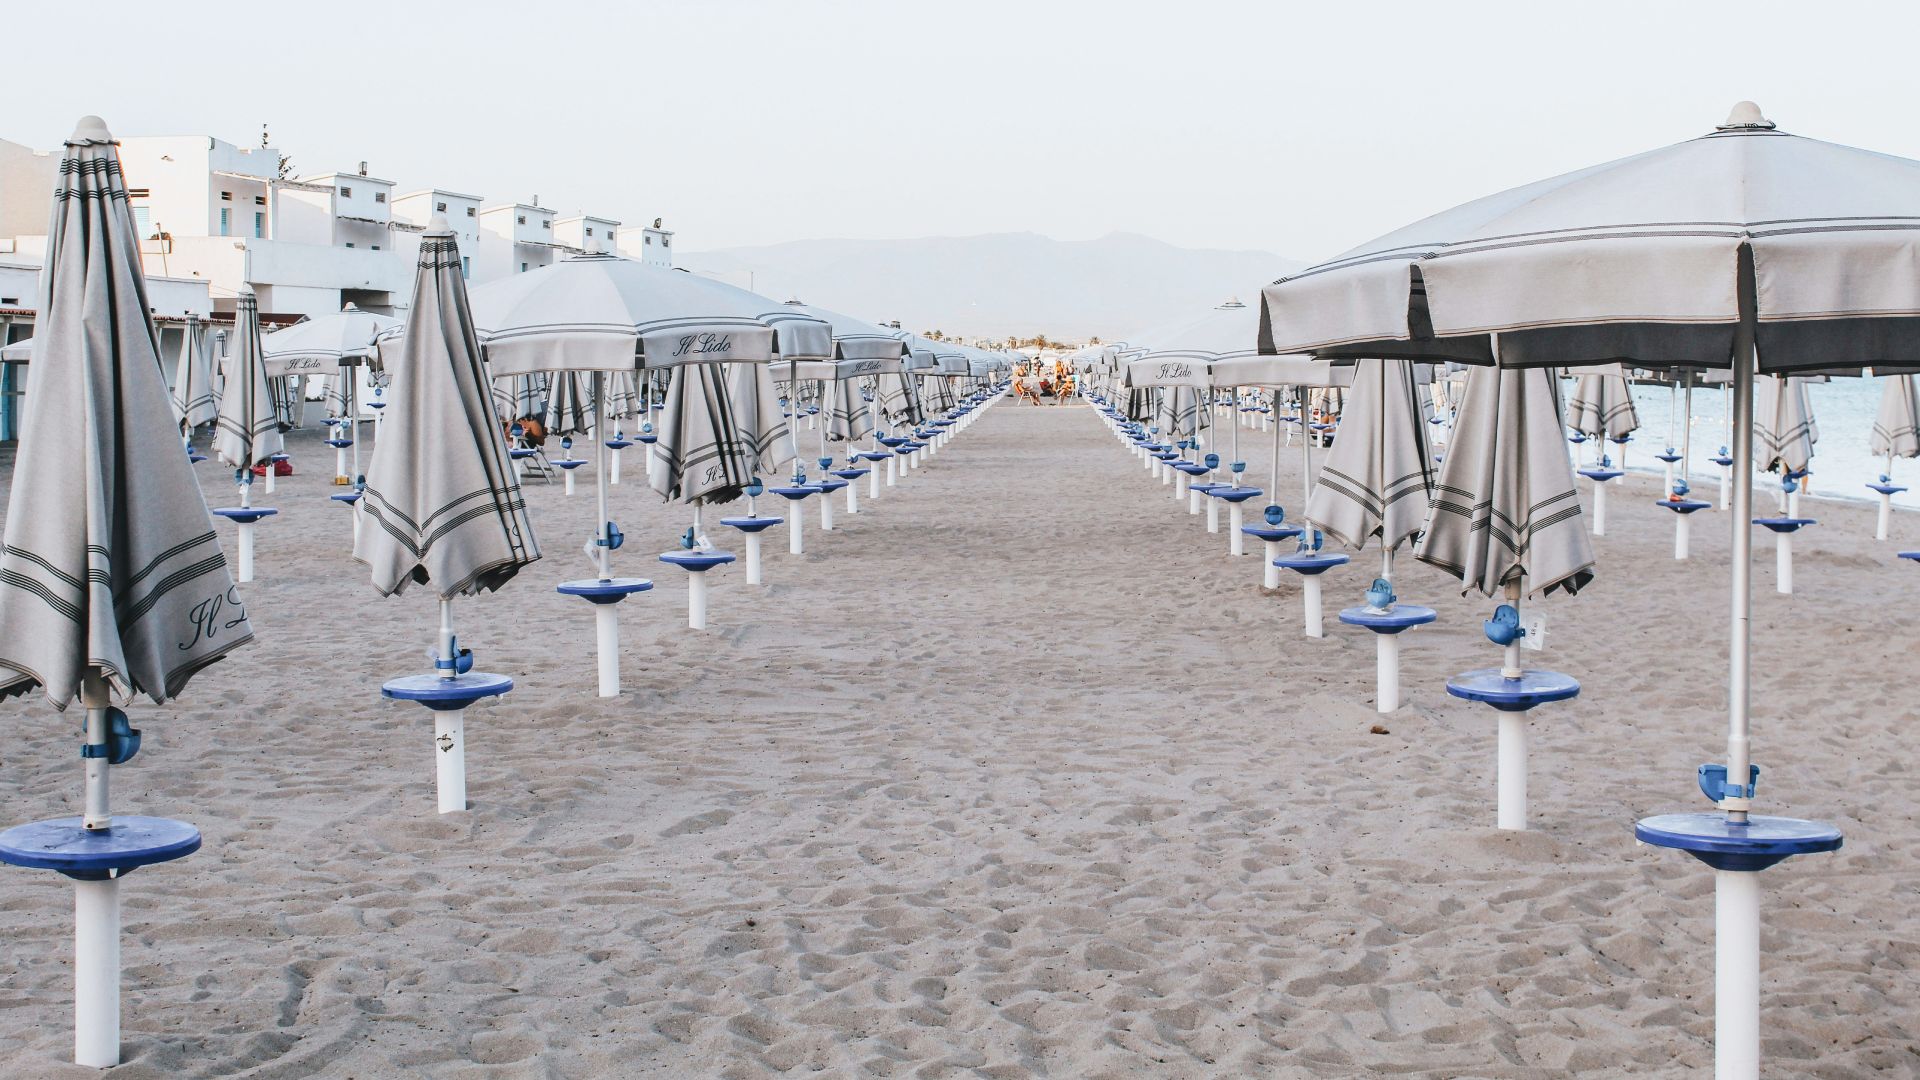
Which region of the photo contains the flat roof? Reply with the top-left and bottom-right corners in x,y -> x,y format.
298,172 -> 397,187
396,188 -> 483,202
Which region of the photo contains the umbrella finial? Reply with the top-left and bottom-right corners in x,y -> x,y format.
1718,101 -> 1775,131
69,115 -> 114,144
427,212 -> 452,235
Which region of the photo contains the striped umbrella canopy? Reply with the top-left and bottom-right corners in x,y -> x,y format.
171,314 -> 217,432
1869,372 -> 1920,461
355,217 -> 539,597
1417,364 -> 1594,597
492,373 -> 548,424
212,288 -> 283,471
1306,359 -> 1435,553
1755,374 -> 1818,475
544,371 -> 594,438
1565,363 -> 1641,440
260,303 -> 400,378
0,116 -> 251,707
726,358 -> 795,481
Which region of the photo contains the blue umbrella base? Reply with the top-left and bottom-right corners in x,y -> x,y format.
0,816 -> 200,881
382,672 -> 514,711
1635,812 -> 1842,872
1445,668 -> 1581,711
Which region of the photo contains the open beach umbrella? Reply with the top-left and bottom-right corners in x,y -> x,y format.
1306,358 -> 1435,557
1417,365 -> 1594,597
1754,374 -> 1818,477
171,314 -> 217,435
1870,372 -> 1920,462
1260,102 -> 1906,1076
212,289 -> 284,485
263,302 -> 401,487
0,115 -> 252,1069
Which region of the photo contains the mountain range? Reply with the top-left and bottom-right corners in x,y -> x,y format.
677,232 -> 1306,343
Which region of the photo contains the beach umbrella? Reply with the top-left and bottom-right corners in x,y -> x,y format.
1754,375 -> 1818,481
356,216 -> 538,812
650,362 -> 761,505
170,314 -> 217,438
0,115 -> 251,1069
1870,372 -> 1920,462
209,288 -> 285,576
544,371 -> 594,437
1261,102 -> 1890,1076
1306,358 -> 1435,557
263,302 -> 401,494
726,357 -> 796,480
493,372 -> 547,423
1566,363 -> 1640,442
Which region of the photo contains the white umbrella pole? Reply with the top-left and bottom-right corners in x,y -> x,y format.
1376,547 -> 1399,713
1496,580 -> 1527,830
73,671 -> 118,1066
1878,449 -> 1894,540
1727,344 -> 1754,820
435,598 -> 465,814
1717,868 -> 1762,1079
1591,477 -> 1609,536
592,375 -> 621,695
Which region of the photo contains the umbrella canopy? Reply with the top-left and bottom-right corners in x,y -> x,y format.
605,371 -> 643,422
493,373 -> 548,423
1417,365 -> 1594,597
0,117 -> 251,707
1755,375 -> 1818,475
212,289 -> 284,470
1306,359 -> 1435,552
260,303 -> 401,378
649,362 -> 760,503
171,314 -> 218,432
355,218 -> 539,597
1261,102 -> 1920,374
1565,363 -> 1641,440
468,252 -> 830,374
1870,372 -> 1920,460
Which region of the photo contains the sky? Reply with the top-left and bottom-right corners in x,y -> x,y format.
8,0 -> 1920,263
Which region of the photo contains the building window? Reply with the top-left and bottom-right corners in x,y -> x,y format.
435,201 -> 447,212
541,219 -> 551,230
254,195 -> 265,205
520,262 -> 528,273
517,215 -> 526,225
374,192 -> 386,204
220,191 -> 232,201
466,207 -> 475,217
644,235 -> 652,245
662,237 -> 670,248
462,256 -> 470,279
371,244 -> 380,251
345,242 -> 355,248
254,212 -> 264,239
218,208 -> 230,236
128,187 -> 149,198
133,206 -> 152,238
585,227 -> 594,237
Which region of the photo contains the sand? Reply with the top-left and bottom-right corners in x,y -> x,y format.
0,396 -> 1916,1078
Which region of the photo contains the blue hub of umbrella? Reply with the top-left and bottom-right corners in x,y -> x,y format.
679,526 -> 696,550
562,437 -> 572,453
1264,505 -> 1286,526
1484,603 -> 1524,646
1672,477 -> 1691,498
641,421 -> 654,435
597,522 -> 624,551
818,457 -> 833,472
745,477 -> 764,499
79,708 -> 140,765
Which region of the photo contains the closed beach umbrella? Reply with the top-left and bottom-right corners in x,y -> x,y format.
650,361 -> 757,503
726,357 -> 795,479
212,288 -> 283,476
1417,364 -> 1593,596
1754,375 -> 1817,476
1566,363 -> 1640,440
171,314 -> 217,434
1871,373 -> 1920,460
544,371 -> 594,438
493,372 -> 548,424
0,115 -> 251,1069
1306,358 -> 1434,554
356,218 -> 539,596
606,370 -> 642,423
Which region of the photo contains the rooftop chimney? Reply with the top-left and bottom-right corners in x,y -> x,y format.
358,161 -> 368,176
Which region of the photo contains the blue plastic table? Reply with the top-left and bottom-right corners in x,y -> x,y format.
1658,498 -> 1712,515
659,550 -> 736,572
1753,516 -> 1815,534
1634,812 -> 1842,872
1338,604 -> 1437,634
0,816 -> 201,880
1273,551 -> 1350,575
1445,668 -> 1581,712
556,577 -> 653,605
720,516 -> 783,534
211,507 -> 278,525
382,672 -> 514,711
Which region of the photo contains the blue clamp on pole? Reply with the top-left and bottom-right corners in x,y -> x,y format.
79,708 -> 141,765
1264,505 -> 1286,526
596,522 -> 624,551
431,639 -> 475,675
1698,762 -> 1760,802
1231,461 -> 1246,474
1365,578 -> 1397,610
1484,604 -> 1524,646
1204,453 -> 1220,470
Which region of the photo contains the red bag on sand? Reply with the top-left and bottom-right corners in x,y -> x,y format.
249,461 -> 294,477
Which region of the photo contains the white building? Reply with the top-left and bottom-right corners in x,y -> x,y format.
617,218 -> 675,267
391,188 -> 483,278
475,201 -> 561,280
553,213 -> 619,257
